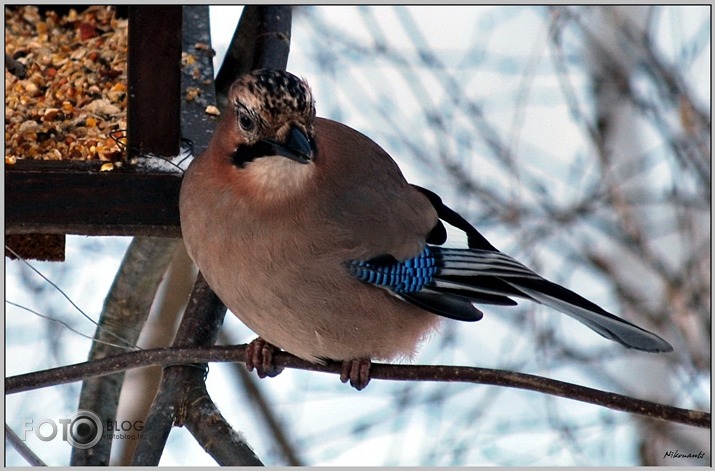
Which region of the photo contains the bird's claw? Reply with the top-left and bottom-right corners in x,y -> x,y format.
245,337 -> 284,378
340,358 -> 372,390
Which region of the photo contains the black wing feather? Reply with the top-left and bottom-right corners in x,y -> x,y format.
402,186 -> 673,353
412,185 -> 498,251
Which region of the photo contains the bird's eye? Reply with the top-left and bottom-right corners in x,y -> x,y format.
239,113 -> 255,131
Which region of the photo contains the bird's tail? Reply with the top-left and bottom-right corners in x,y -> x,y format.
426,247 -> 673,353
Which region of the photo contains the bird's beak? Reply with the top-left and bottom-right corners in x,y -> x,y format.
263,126 -> 313,164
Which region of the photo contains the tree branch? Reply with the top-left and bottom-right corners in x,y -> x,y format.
219,332 -> 304,466
129,273 -> 228,465
183,379 -> 263,465
6,345 -> 710,429
5,423 -> 47,466
71,237 -> 179,465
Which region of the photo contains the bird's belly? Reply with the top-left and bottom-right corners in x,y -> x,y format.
208,262 -> 440,363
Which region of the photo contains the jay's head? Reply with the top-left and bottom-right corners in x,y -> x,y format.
227,69 -> 316,165
212,69 -> 318,201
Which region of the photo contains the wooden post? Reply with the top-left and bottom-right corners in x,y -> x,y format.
127,6 -> 182,158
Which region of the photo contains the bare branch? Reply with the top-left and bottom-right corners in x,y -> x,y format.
130,272 -> 227,465
183,379 -> 264,465
220,332 -> 304,465
6,345 -> 710,429
71,237 -> 180,465
5,424 -> 47,466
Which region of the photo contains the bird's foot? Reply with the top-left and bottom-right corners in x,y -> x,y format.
340,358 -> 372,391
245,337 -> 284,378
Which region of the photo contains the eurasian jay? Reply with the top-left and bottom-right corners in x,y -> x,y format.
179,69 -> 672,390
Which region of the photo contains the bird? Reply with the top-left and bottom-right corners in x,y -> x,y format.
179,69 -> 673,390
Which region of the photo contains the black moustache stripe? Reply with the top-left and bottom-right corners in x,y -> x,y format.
231,141 -> 277,168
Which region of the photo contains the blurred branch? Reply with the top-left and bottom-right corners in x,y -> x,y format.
220,332 -> 304,465
70,237 -> 179,465
114,245 -> 194,465
6,345 -> 710,429
183,379 -> 263,465
298,6 -> 536,222
129,273 -> 231,465
5,424 -> 47,466
128,272 -> 261,466
553,6 -> 710,191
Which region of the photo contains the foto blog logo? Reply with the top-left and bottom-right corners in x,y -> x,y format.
23,410 -> 102,449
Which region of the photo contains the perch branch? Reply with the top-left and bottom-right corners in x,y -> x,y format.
6,345 -> 710,429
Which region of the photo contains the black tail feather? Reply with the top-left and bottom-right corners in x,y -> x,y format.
426,247 -> 673,353
410,186 -> 672,353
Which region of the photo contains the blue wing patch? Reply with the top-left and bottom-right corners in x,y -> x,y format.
346,246 -> 438,293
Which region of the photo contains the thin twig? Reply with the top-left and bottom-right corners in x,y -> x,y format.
5,345 -> 710,429
5,423 -> 47,466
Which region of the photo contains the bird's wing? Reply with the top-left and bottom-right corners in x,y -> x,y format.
313,118 -> 438,261
411,185 -> 499,251
313,119 -> 495,321
342,179 -> 673,352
